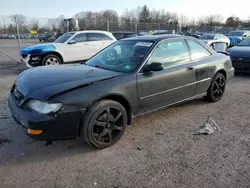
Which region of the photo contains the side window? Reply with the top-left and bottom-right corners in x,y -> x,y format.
148,39 -> 191,68
87,33 -> 113,41
72,33 -> 86,43
187,40 -> 211,61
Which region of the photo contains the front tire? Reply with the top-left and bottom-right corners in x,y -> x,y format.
205,73 -> 226,102
41,54 -> 61,66
81,100 -> 127,149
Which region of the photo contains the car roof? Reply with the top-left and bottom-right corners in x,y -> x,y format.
112,31 -> 135,33
72,30 -> 112,34
121,34 -> 183,42
202,33 -> 217,35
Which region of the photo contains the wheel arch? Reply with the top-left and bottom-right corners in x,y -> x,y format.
42,51 -> 64,63
216,69 -> 227,80
77,94 -> 133,138
93,94 -> 133,125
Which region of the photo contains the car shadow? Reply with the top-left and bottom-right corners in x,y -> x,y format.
0,98 -> 207,166
0,117 -> 97,165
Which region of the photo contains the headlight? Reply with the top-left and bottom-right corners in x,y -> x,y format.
27,99 -> 62,114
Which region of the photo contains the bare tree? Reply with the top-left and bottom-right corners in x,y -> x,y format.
150,9 -> 160,23
56,15 -> 65,31
205,14 -> 223,26
31,19 -> 39,30
226,16 -> 241,27
10,14 -> 26,29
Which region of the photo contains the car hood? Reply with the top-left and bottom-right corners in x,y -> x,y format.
15,64 -> 123,100
227,46 -> 250,57
20,43 -> 56,55
20,43 -> 63,55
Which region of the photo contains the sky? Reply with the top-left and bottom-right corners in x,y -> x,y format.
1,0 -> 250,20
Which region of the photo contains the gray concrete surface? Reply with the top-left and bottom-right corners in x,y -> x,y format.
0,39 -> 250,188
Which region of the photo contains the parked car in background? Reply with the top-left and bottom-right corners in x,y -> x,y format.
10,35 -> 234,148
184,32 -> 202,39
199,33 -> 230,48
38,34 -> 53,42
21,30 -> 117,68
112,31 -> 137,40
227,30 -> 250,46
227,36 -> 250,73
152,30 -> 169,35
7,34 -> 16,39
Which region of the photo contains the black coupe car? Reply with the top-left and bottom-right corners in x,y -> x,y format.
227,36 -> 250,73
8,35 -> 234,148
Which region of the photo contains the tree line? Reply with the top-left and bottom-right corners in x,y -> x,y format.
1,5 -> 250,34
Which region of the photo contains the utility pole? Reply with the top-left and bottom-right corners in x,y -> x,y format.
107,13 -> 110,31
135,21 -> 137,35
107,20 -> 110,31
14,16 -> 21,52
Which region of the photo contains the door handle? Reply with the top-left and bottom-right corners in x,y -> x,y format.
187,66 -> 194,70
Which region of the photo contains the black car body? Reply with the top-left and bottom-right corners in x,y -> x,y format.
9,35 -> 234,148
227,36 -> 250,72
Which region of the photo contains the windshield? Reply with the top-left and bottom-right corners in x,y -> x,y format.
54,32 -> 75,43
237,37 -> 250,46
85,40 -> 154,72
199,35 -> 215,39
228,31 -> 244,36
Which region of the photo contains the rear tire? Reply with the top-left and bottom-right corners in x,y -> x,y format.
205,73 -> 226,102
41,54 -> 61,66
81,100 -> 127,149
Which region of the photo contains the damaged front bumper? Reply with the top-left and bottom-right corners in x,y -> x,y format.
21,54 -> 42,68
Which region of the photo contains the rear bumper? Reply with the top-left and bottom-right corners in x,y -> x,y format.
8,95 -> 84,141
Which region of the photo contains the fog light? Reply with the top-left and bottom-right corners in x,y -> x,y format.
28,129 -> 43,135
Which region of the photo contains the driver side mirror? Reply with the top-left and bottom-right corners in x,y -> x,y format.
142,62 -> 164,73
68,40 -> 76,44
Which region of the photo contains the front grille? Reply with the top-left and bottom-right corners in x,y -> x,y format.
22,54 -> 28,58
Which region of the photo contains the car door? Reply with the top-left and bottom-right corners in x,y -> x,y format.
137,39 -> 197,114
186,39 -> 214,95
63,33 -> 88,62
85,33 -> 115,59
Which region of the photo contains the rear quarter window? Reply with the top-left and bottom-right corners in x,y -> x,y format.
187,40 -> 211,61
87,33 -> 113,41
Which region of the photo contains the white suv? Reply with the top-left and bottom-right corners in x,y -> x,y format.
20,30 -> 117,68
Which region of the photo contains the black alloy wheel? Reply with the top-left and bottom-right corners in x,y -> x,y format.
81,100 -> 127,149
205,73 -> 226,102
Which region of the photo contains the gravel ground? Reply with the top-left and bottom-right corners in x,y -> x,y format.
0,39 -> 250,188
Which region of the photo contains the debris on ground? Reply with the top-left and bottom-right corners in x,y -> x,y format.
94,182 -> 97,186
196,117 -> 221,135
137,146 -> 143,150
0,138 -> 11,145
156,131 -> 165,135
